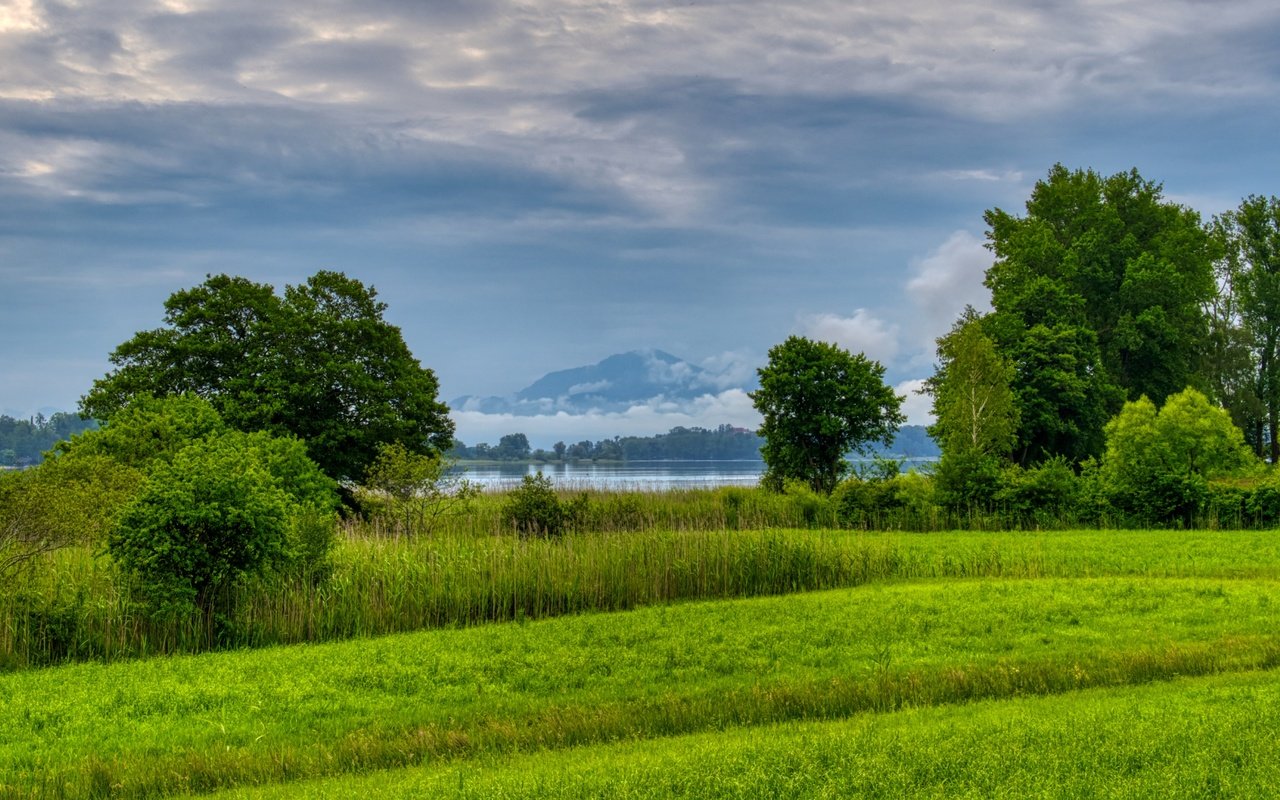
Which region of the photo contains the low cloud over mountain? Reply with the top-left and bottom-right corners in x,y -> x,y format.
453,349 -> 751,417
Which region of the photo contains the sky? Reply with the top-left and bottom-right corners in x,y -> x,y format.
4,0 -> 1280,447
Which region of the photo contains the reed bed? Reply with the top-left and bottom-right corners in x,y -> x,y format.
6,522 -> 1280,669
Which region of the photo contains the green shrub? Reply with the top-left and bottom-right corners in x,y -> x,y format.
996,457 -> 1079,527
503,473 -> 565,537
358,442 -> 477,537
0,454 -> 143,586
1245,472 -> 1280,524
933,450 -> 1003,513
109,431 -> 335,619
55,394 -> 225,469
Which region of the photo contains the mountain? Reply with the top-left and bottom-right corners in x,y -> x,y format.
453,349 -> 740,416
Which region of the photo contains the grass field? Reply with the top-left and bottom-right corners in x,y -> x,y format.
4,545 -> 1280,798
208,669 -> 1280,799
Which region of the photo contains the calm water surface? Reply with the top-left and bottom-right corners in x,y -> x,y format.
455,460 -> 766,491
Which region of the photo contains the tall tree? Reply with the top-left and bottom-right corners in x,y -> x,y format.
1218,195 -> 1280,462
924,307 -> 1017,459
750,336 -> 903,494
984,165 -> 1216,463
82,271 -> 453,482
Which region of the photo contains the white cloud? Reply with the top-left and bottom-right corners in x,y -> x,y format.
895,378 -> 934,427
904,230 -> 992,362
798,309 -> 900,365
452,388 -> 760,449
698,350 -> 760,390
567,380 -> 611,396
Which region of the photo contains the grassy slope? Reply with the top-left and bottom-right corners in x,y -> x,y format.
5,575 -> 1280,797
211,669 -> 1280,799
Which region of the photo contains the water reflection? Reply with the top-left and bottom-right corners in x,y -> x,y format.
453,460 -> 766,491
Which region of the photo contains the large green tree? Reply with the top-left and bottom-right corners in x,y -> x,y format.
750,336 -> 904,494
984,165 -> 1216,464
82,271 -> 453,482
1216,195 -> 1280,462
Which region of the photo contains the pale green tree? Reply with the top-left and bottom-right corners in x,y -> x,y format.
1102,387 -> 1256,523
924,308 -> 1018,458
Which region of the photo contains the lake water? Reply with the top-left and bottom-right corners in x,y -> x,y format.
454,460 -> 766,491
454,458 -> 937,491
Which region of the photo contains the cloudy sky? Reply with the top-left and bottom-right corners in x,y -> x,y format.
4,0 -> 1280,445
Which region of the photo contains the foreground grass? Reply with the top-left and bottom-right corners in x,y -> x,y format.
208,668 -> 1280,799
8,527 -> 1280,668
4,577 -> 1279,798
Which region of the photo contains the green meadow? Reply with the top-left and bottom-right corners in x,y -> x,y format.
4,523 -> 1280,797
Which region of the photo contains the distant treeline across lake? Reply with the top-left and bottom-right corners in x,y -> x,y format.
451,424 -> 939,464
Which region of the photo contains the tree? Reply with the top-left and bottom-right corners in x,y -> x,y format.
495,433 -> 532,461
1217,196 -> 1280,462
56,393 -> 225,469
923,308 -> 1019,511
750,336 -> 904,494
924,308 -> 1018,459
984,165 -> 1216,463
81,271 -> 453,482
360,441 -> 477,536
1101,387 -> 1255,524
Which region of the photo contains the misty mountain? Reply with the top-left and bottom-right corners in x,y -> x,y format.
453,349 -> 744,416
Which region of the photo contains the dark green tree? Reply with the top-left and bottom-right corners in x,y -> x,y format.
81,271 -> 453,482
1217,196 -> 1280,462
495,433 -> 532,461
984,165 -> 1215,463
750,336 -> 904,494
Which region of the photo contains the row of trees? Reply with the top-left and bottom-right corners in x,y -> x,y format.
750,166 -> 1280,524
0,413 -> 97,467
451,425 -> 765,462
922,167 -> 1280,517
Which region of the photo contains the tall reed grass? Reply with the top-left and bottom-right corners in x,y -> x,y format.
4,484 -> 1280,670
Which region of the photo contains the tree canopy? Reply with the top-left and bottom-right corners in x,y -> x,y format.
750,336 -> 904,494
1215,195 -> 1280,462
983,165 -> 1216,464
81,271 -> 453,482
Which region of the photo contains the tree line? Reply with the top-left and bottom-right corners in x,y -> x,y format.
451,425 -> 765,462
0,413 -> 97,467
751,165 -> 1280,526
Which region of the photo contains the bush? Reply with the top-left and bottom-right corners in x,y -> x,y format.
504,473 -> 565,537
359,442 -> 477,537
1245,471 -> 1280,525
0,454 -> 143,586
933,450 -> 1003,513
108,431 -> 337,618
995,457 -> 1079,528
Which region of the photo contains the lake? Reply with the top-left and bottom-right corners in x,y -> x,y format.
454,458 -> 937,491
454,460 -> 766,491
